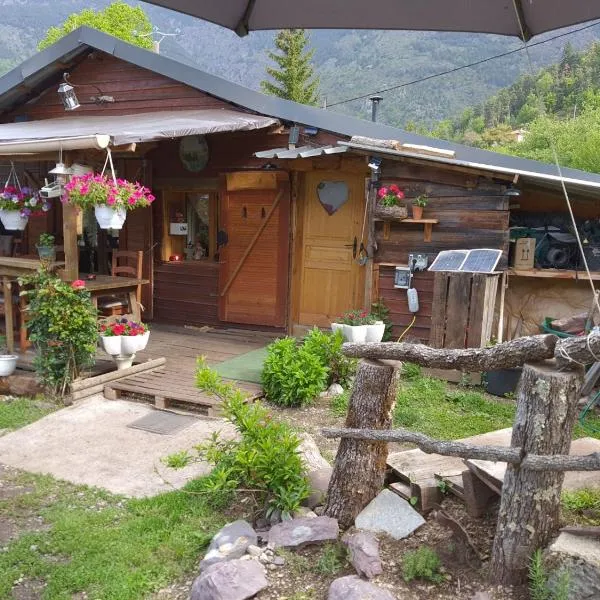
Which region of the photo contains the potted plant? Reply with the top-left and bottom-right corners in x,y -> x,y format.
36,233 -> 56,266
339,309 -> 371,343
411,194 -> 428,220
98,318 -> 150,369
0,335 -> 17,377
374,184 -> 408,220
365,313 -> 386,342
63,173 -> 155,230
120,319 -> 150,354
0,186 -> 49,231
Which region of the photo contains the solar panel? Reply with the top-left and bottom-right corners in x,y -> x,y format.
428,249 -> 502,273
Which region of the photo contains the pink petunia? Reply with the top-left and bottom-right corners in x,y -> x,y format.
71,280 -> 85,290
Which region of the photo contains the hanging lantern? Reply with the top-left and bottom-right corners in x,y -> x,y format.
57,74 -> 80,111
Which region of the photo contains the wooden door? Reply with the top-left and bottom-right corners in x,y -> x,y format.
296,170 -> 366,327
219,180 -> 290,327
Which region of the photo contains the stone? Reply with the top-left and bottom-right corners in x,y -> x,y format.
246,545 -> 262,557
272,556 -> 285,566
297,433 -> 331,472
327,383 -> 344,396
342,530 -> 383,579
355,489 -> 425,540
303,467 -> 333,509
293,507 -> 318,519
190,559 -> 268,600
328,575 -> 396,600
268,516 -> 339,549
268,509 -> 282,526
545,532 -> 600,600
470,593 -> 492,600
200,520 -> 258,571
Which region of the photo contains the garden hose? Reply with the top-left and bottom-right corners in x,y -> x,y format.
397,315 -> 416,342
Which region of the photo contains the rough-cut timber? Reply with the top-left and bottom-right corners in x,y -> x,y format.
342,335 -> 557,370
324,360 -> 398,528
490,360 -> 583,585
555,331 -> 600,368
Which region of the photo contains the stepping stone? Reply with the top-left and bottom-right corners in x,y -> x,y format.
328,575 -> 396,600
268,515 -> 339,549
342,530 -> 383,579
190,559 -> 268,600
200,520 -> 257,571
355,489 -> 425,540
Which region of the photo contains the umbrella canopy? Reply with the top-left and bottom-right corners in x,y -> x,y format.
143,1 -> 600,39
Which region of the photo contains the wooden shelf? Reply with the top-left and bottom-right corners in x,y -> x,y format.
508,268 -> 600,281
381,218 -> 439,242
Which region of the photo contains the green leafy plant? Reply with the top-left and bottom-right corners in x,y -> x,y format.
261,337 -> 328,407
37,233 -> 55,247
370,298 -> 393,341
20,271 -> 98,395
302,327 -> 357,388
166,361 -> 310,517
561,487 -> 600,525
316,543 -> 347,575
330,389 -> 350,417
436,478 -> 451,495
412,194 -> 429,207
529,548 -> 571,600
401,362 -> 422,379
377,184 -> 405,207
402,547 -> 444,583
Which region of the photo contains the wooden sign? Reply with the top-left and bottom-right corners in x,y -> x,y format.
226,171 -> 277,191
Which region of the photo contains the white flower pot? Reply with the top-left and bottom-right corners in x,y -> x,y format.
0,210 -> 28,231
95,205 -> 127,230
0,354 -> 18,376
100,335 -> 121,356
366,322 -> 386,343
114,354 -> 135,370
136,331 -> 150,351
121,335 -> 142,355
343,324 -> 367,343
331,323 -> 344,336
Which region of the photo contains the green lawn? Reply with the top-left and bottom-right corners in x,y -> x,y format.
0,397 -> 56,431
0,471 -> 227,600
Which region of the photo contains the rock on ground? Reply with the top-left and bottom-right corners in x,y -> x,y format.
545,532 -> 600,600
328,575 -> 396,600
355,489 -> 425,540
200,520 -> 257,571
342,530 -> 383,579
297,432 -> 331,472
303,467 -> 333,509
268,516 -> 339,549
190,559 -> 268,600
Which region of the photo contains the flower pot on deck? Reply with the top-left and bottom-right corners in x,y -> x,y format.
0,210 -> 28,231
100,335 -> 121,356
0,354 -> 18,376
95,206 -> 127,230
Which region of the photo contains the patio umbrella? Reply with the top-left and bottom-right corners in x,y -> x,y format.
143,1 -> 600,39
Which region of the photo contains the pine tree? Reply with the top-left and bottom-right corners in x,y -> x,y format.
261,29 -> 319,106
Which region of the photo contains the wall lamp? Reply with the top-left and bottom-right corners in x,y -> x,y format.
58,73 -> 115,111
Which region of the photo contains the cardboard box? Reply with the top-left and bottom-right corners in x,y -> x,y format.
512,237 -> 535,269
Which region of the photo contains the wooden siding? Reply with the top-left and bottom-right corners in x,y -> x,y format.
7,53 -> 232,121
374,163 -> 509,343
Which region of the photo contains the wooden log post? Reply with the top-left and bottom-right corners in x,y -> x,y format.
324,359 -> 398,528
490,360 -> 583,585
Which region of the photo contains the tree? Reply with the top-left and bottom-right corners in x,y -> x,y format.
261,29 -> 319,105
38,1 -> 153,51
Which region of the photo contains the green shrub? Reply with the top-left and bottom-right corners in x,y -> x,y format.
370,298 -> 394,341
402,547 -> 443,583
316,543 -> 347,575
401,362 -> 422,379
166,361 -> 310,517
261,336 -> 328,407
20,270 -> 98,395
330,389 -> 350,416
302,327 -> 357,387
529,549 -> 571,600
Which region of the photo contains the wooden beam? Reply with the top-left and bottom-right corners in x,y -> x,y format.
62,203 -> 79,281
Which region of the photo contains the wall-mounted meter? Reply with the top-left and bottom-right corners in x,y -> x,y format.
394,266 -> 412,289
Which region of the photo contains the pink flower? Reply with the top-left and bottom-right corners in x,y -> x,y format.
71,280 -> 85,290
107,195 -> 116,205
128,196 -> 137,205
389,184 -> 400,193
377,187 -> 388,198
147,194 -> 155,203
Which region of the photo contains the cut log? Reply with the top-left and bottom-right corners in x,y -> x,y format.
555,332 -> 600,368
324,359 -> 399,528
490,360 -> 583,585
342,335 -> 557,371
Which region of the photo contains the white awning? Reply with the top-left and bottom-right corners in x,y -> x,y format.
0,109 -> 279,153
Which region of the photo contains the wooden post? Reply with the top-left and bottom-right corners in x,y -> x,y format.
324,359 -> 398,528
62,203 -> 79,281
490,360 -> 583,584
3,277 -> 13,353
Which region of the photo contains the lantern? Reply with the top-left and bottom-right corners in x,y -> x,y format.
57,74 -> 80,111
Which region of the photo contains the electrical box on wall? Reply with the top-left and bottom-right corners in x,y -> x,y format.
394,266 -> 412,289
408,253 -> 428,271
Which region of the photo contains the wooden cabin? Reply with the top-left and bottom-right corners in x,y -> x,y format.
0,27 -> 599,347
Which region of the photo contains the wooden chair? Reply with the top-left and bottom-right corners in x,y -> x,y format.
98,250 -> 143,317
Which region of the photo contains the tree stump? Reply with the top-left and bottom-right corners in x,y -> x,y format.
490,360 -> 583,584
324,359 -> 398,528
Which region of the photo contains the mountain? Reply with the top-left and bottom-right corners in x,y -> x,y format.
0,0 -> 598,128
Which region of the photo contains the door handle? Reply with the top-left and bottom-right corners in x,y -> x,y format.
344,237 -> 357,259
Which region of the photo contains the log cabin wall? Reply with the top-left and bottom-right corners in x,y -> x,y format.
374,162 -> 509,343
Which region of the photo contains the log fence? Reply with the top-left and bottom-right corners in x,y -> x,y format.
322,332 -> 600,584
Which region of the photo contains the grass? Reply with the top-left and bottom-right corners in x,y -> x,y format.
0,471 -> 228,600
0,397 -> 56,431
561,487 -> 600,525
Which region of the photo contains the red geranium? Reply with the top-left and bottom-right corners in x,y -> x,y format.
71,279 -> 85,290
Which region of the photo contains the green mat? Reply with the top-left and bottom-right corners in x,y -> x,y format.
214,346 -> 268,384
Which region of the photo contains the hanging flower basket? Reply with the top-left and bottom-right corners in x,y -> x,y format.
94,205 -> 127,230
0,210 -> 29,231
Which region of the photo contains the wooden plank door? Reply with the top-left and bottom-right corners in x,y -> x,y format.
296,170 -> 366,327
219,181 -> 290,327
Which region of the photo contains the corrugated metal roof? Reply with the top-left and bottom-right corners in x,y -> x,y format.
1,27 -> 600,191
255,145 -> 347,159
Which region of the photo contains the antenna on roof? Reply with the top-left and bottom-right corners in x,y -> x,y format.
134,26 -> 180,54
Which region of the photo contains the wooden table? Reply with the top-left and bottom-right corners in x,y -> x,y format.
0,257 -> 65,353
80,275 -> 149,322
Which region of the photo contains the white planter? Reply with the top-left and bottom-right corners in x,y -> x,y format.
100,335 -> 121,356
343,324 -> 367,343
121,335 -> 142,355
136,331 -> 150,351
331,323 -> 344,336
0,210 -> 28,231
366,321 -> 386,343
0,354 -> 18,376
95,205 -> 127,230
114,354 -> 135,370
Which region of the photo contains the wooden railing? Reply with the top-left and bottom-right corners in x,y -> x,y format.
322,333 -> 600,584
